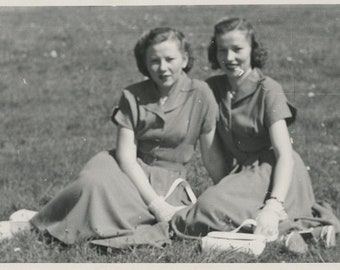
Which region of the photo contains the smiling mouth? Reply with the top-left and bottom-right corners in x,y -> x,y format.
225,63 -> 238,70
159,75 -> 171,80
225,64 -> 244,76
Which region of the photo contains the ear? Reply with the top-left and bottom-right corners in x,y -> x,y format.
182,52 -> 189,69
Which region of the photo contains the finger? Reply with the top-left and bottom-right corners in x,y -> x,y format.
319,201 -> 333,210
254,227 -> 263,235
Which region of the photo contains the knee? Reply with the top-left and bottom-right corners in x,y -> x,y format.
80,151 -> 118,174
195,187 -> 220,213
84,151 -> 111,167
76,151 -> 117,189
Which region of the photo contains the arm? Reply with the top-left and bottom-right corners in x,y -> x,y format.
254,119 -> 294,241
115,126 -> 181,221
268,119 -> 294,202
115,126 -> 158,205
200,127 -> 229,184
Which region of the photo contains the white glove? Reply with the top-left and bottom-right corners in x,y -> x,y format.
148,196 -> 185,222
254,198 -> 288,242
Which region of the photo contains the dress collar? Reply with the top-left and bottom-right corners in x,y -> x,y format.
227,68 -> 265,103
143,72 -> 195,115
162,72 -> 195,112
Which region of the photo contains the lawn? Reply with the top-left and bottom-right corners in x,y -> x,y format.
0,5 -> 339,262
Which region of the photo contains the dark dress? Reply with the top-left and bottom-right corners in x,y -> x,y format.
31,73 -> 218,244
172,68 -> 316,236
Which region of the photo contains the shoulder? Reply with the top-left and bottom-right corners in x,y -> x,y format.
191,78 -> 216,103
191,78 -> 211,93
124,79 -> 151,96
257,75 -> 288,103
120,79 -> 157,104
257,74 -> 296,126
258,75 -> 293,119
259,75 -> 284,94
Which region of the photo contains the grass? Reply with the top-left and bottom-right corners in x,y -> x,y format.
0,5 -> 339,263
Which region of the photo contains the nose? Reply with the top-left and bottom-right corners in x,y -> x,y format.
226,49 -> 236,62
159,59 -> 168,72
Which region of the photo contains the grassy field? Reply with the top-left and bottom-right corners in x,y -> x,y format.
0,5 -> 339,263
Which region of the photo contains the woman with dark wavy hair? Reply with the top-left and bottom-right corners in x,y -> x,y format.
0,27 -> 224,245
172,17 -> 339,253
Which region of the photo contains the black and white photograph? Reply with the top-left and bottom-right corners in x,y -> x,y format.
0,2 -> 339,263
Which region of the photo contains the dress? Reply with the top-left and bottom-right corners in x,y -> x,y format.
172,68 -> 316,236
30,73 -> 218,244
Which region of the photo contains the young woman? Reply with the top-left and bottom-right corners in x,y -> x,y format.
171,17 -> 340,253
0,27 -> 225,244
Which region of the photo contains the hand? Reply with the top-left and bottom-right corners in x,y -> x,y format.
312,202 -> 340,233
254,208 -> 280,242
148,196 -> 185,222
254,198 -> 287,242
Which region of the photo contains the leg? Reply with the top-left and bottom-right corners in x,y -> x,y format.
31,151 -> 155,244
172,169 -> 269,236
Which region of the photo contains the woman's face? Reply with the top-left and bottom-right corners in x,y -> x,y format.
216,29 -> 252,78
146,39 -> 188,93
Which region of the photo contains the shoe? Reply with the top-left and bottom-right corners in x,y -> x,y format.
9,209 -> 37,222
0,221 -> 13,241
280,231 -> 308,254
312,225 -> 336,248
299,225 -> 336,248
0,221 -> 32,242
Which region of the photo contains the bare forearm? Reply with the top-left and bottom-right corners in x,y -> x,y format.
270,154 -> 294,202
200,130 -> 228,184
268,120 -> 295,203
118,159 -> 158,205
115,127 -> 158,205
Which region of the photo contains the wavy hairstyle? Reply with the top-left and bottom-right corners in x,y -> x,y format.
208,17 -> 268,69
134,27 -> 194,77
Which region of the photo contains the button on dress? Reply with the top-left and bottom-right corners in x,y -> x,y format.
31,73 -> 218,244
172,68 -> 316,236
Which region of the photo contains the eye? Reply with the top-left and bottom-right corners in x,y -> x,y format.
165,57 -> 175,62
150,58 -> 160,64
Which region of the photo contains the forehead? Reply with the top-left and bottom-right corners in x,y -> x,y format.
147,39 -> 182,55
216,30 -> 250,46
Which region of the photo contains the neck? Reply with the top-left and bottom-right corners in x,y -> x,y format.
156,74 -> 182,98
158,86 -> 171,98
227,68 -> 252,91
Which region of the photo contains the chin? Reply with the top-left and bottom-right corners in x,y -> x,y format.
225,70 -> 244,78
163,82 -> 174,88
